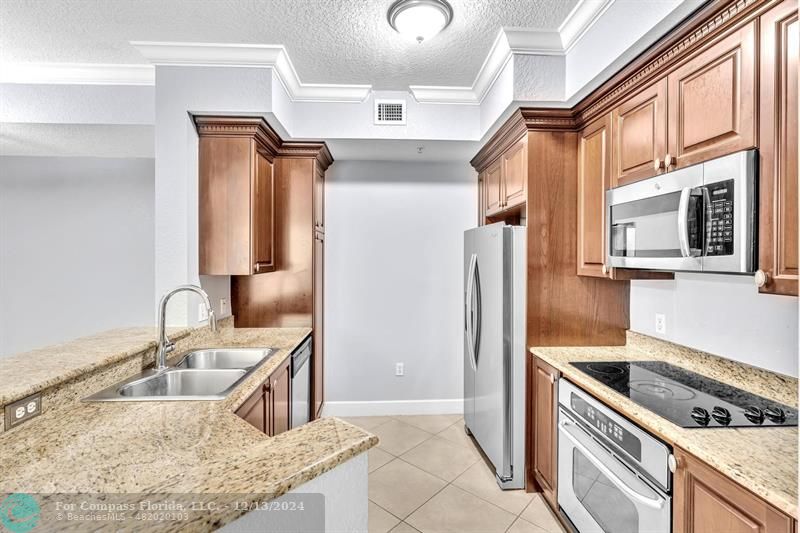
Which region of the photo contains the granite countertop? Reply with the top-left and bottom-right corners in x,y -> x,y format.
0,326 -> 193,407
0,326 -> 377,531
531,332 -> 798,519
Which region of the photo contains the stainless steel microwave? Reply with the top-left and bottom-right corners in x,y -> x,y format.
606,150 -> 757,274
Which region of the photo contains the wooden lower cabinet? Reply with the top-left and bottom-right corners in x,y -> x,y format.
270,357 -> 291,436
673,447 -> 794,533
531,356 -> 559,509
236,356 -> 291,437
235,382 -> 267,434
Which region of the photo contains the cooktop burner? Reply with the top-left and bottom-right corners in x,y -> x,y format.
570,361 -> 798,428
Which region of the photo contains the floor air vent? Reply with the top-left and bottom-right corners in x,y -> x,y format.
374,99 -> 406,125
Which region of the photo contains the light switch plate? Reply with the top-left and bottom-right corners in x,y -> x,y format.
4,393 -> 42,430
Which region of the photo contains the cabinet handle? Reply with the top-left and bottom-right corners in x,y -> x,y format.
664,153 -> 674,168
754,270 -> 769,288
601,264 -> 608,276
549,373 -> 556,384
653,158 -> 664,172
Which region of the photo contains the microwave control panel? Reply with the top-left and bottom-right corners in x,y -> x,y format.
705,179 -> 734,256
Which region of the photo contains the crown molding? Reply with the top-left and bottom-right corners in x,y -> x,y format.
470,107 -> 577,170
410,0 -> 614,105
0,62 -> 155,85
130,41 -> 371,103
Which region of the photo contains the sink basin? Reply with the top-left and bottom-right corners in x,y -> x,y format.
175,348 -> 274,369
118,369 -> 246,399
83,346 -> 277,402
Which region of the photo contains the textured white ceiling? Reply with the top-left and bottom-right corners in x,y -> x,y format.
0,0 -> 578,90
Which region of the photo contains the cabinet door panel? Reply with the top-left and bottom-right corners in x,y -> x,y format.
314,164 -> 325,232
485,160 -> 503,215
578,114 -> 612,277
313,233 -> 324,419
673,448 -> 793,533
271,360 -> 291,436
759,0 -> 798,296
503,136 -> 528,209
612,80 -> 668,186
253,152 -> 275,273
533,357 -> 558,509
235,386 -> 266,433
667,21 -> 757,168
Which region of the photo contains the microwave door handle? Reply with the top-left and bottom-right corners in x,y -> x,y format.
559,419 -> 666,510
677,187 -> 692,258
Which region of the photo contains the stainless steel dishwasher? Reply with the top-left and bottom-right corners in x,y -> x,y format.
290,336 -> 312,429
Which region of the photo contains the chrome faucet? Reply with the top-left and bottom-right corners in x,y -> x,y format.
156,284 -> 217,371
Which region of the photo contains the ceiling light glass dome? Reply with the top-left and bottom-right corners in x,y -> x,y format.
388,0 -> 454,43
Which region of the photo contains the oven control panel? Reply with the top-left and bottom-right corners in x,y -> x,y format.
705,179 -> 734,256
571,393 -> 642,461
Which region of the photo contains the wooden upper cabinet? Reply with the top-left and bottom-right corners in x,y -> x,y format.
667,20 -> 757,169
313,233 -> 324,419
673,447 -> 794,533
197,120 -> 277,276
484,159 -> 504,216
503,135 -> 528,209
578,113 -> 613,278
612,80 -> 668,186
532,356 -> 559,510
314,163 -> 325,233
252,151 -> 276,274
758,0 -> 798,297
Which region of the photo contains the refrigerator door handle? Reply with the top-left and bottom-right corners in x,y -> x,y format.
465,253 -> 478,371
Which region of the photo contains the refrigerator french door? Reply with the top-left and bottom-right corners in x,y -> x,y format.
464,223 -> 526,489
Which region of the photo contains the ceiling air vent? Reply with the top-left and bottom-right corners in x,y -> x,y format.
374,99 -> 406,125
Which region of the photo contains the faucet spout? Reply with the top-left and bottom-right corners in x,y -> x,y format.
156,284 -> 217,371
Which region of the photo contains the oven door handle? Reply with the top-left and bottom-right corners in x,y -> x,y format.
559,419 -> 666,510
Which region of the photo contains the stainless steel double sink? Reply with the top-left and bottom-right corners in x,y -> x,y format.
84,348 -> 276,402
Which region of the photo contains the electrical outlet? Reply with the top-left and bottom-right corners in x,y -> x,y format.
4,393 -> 41,430
220,298 -> 228,316
655,313 -> 667,334
395,363 -> 404,377
198,303 -> 209,322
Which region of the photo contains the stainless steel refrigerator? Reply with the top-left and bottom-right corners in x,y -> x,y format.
464,223 -> 526,489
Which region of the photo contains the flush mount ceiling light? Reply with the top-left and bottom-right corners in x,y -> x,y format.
388,0 -> 454,43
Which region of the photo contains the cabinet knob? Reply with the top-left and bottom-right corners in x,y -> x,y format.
754,270 -> 769,288
549,373 -> 556,384
601,265 -> 608,275
664,154 -> 674,168
654,158 -> 664,172
668,454 -> 681,473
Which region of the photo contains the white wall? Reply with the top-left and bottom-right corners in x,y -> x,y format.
324,160 -> 476,415
631,274 -> 798,377
0,156 -> 155,356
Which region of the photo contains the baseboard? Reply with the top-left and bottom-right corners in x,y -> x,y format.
323,399 -> 463,417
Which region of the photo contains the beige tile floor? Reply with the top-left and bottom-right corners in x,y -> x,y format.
342,415 -> 567,533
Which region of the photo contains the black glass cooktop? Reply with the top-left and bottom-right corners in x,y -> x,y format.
570,361 -> 798,428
